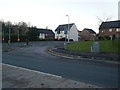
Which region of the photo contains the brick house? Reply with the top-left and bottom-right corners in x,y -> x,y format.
98,20 -> 120,39
79,28 -> 97,41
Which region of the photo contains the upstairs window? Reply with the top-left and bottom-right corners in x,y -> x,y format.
60,31 -> 64,34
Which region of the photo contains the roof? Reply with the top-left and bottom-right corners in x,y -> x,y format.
78,31 -> 82,33
84,28 -> 96,34
99,20 -> 120,30
55,23 -> 74,32
37,29 -> 55,35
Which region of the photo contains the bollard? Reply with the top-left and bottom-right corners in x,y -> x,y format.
64,42 -> 66,49
8,40 -> 10,45
91,42 -> 100,53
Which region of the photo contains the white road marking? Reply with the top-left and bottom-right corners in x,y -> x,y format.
2,63 -> 62,78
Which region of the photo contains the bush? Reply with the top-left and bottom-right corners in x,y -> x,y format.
4,34 -> 28,43
98,36 -> 111,40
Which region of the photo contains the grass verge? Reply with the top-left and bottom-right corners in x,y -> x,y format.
66,40 -> 120,54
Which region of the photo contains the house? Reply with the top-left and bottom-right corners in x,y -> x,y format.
55,23 -> 78,41
98,20 -> 120,39
78,31 -> 83,41
79,28 -> 97,41
37,29 -> 55,39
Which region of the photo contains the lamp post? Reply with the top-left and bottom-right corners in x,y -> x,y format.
66,15 -> 70,43
8,24 -> 11,45
2,28 -> 4,42
18,26 -> 20,42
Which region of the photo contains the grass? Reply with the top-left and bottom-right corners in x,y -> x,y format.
66,40 -> 120,54
67,41 -> 93,53
100,40 -> 120,54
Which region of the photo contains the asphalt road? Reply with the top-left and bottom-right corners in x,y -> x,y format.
2,41 -> 119,88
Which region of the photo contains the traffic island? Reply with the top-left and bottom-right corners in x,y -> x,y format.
48,47 -> 120,64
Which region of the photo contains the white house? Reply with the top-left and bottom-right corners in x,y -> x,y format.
55,23 -> 78,41
37,29 -> 55,39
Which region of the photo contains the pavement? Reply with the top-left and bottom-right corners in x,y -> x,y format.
2,64 -> 99,88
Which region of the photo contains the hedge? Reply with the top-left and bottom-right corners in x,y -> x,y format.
3,34 -> 28,43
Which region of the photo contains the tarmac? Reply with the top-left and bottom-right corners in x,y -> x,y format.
2,43 -> 100,88
2,42 -> 119,88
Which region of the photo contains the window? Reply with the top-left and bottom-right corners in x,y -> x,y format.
116,28 -> 120,32
60,36 -> 63,38
109,29 -> 112,32
39,33 -> 45,39
60,31 -> 63,33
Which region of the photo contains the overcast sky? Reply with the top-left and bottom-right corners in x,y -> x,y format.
0,0 -> 119,33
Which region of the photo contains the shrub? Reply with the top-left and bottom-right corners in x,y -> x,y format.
4,34 -> 28,43
98,36 -> 111,40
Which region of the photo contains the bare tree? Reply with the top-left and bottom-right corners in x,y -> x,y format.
5,21 -> 12,26
97,14 -> 112,27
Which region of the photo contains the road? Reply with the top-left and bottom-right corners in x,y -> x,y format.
2,41 -> 119,88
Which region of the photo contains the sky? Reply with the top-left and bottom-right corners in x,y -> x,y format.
0,0 -> 119,33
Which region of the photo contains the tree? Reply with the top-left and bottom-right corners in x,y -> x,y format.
18,22 -> 28,35
26,27 -> 39,41
97,14 -> 112,27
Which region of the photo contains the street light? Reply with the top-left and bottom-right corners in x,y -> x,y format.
2,27 -> 4,42
8,24 -> 11,45
17,26 -> 20,42
66,15 -> 70,43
